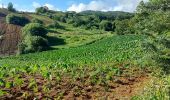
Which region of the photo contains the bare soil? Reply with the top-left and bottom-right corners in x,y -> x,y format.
0,71 -> 150,100
0,23 -> 21,56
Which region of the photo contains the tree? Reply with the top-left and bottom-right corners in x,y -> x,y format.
7,2 -> 16,12
72,16 -> 85,27
115,20 -> 130,35
22,23 -> 47,37
6,14 -> 29,26
99,20 -> 114,31
18,36 -> 49,54
136,1 -> 145,13
36,7 -> 49,14
134,0 -> 170,73
19,23 -> 49,54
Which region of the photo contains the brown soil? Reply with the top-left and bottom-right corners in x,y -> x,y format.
0,73 -> 150,100
0,23 -> 21,56
0,9 -> 22,56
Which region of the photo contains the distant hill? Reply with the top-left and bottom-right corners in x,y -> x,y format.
0,8 -> 135,56
79,10 -> 134,20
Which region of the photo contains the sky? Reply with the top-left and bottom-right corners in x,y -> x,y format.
0,0 -> 148,12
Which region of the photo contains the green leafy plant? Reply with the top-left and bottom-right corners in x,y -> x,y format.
6,14 -> 29,26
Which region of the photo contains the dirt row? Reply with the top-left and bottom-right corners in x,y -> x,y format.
0,23 -> 21,56
0,73 -> 150,100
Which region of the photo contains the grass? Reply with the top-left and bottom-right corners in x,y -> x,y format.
28,14 -> 53,25
47,32 -> 113,48
131,75 -> 170,100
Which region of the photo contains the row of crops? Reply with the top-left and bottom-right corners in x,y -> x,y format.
0,34 -> 147,67
0,34 -> 152,99
0,60 -> 147,99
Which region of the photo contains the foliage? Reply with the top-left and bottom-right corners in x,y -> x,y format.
1,35 -> 145,66
35,7 -> 49,14
22,23 -> 47,37
79,11 -> 134,21
115,19 -> 133,35
60,16 -> 67,23
134,0 -> 170,73
99,20 -> 115,31
18,35 -> 49,54
31,18 -> 43,24
6,14 -> 29,26
47,21 -> 63,29
20,23 -> 49,54
131,76 -> 170,100
72,16 -> 86,27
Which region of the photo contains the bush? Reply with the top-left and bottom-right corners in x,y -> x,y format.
22,23 -> 47,37
99,20 -> 114,31
115,19 -> 133,35
36,7 -> 49,14
31,18 -> 43,24
47,21 -> 64,29
19,23 -> 49,54
6,14 -> 29,26
60,17 -> 66,23
72,17 -> 85,27
18,35 -> 49,54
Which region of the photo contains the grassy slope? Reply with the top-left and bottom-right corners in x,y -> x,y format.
0,34 -> 151,99
0,9 -> 159,99
0,34 -> 146,66
26,13 -> 114,49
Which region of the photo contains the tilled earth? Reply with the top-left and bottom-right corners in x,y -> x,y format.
0,68 -> 151,100
0,23 -> 21,56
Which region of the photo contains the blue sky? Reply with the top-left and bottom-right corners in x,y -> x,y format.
0,0 -> 148,12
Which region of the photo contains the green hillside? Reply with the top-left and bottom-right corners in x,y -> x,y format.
0,0 -> 170,99
0,34 -> 145,66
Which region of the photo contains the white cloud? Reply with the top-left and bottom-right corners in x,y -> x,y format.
44,3 -> 60,11
32,2 -> 60,11
33,2 -> 41,8
44,3 -> 54,10
67,0 -> 149,12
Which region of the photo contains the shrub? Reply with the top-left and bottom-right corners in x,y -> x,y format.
36,7 -> 49,14
115,19 -> 133,35
22,23 -> 47,37
60,17 -> 66,23
18,35 -> 49,54
6,14 -> 29,26
47,21 -> 64,29
31,18 -> 43,24
99,20 -> 114,31
72,17 -> 85,27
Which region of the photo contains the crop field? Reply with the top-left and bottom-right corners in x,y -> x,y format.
0,35 -> 146,66
0,0 -> 169,99
0,34 -> 152,99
